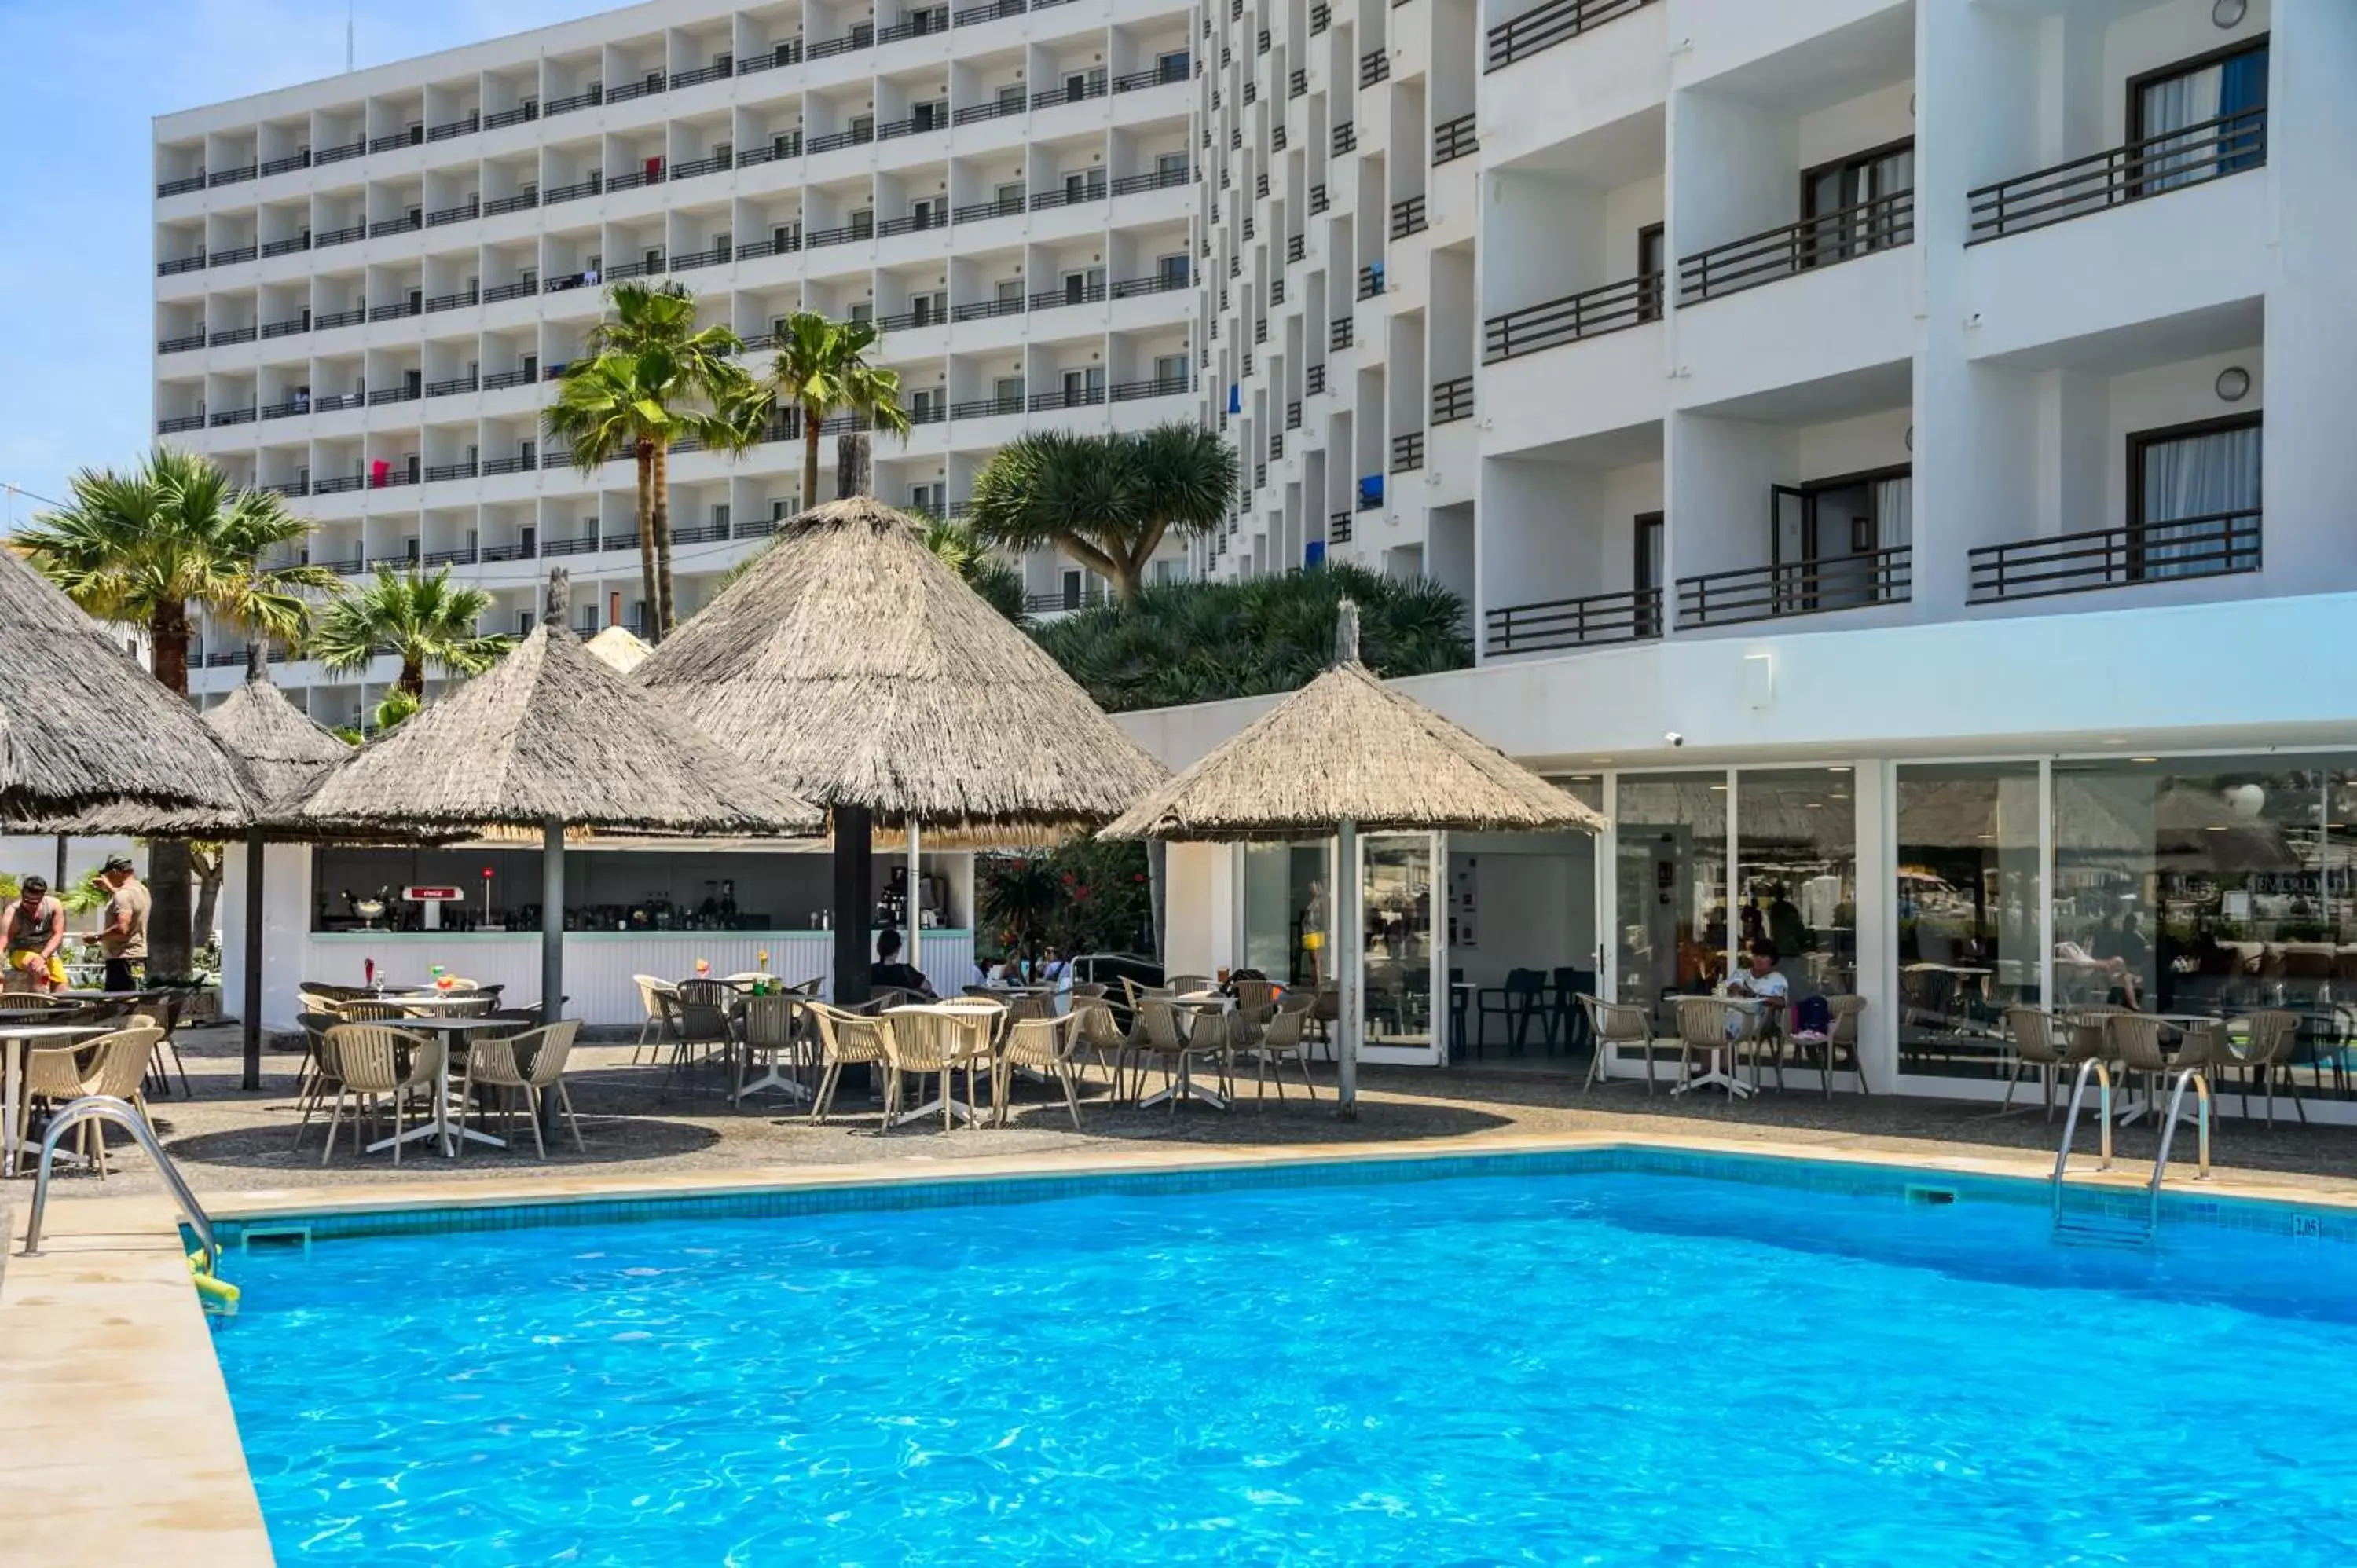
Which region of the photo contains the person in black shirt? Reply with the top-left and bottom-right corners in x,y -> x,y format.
869,928 -> 935,996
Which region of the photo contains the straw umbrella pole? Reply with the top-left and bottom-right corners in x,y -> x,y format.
636,496 -> 1169,1013
300,570 -> 823,1047
1102,601 -> 1604,1115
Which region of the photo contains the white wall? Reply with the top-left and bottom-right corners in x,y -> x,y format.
1448,833 -> 1596,990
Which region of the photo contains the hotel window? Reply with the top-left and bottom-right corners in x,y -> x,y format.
1633,511 -> 1662,637
1614,775 -> 1728,1031
2132,38 -> 2268,192
1636,223 -> 1664,321
1800,139 -> 1913,266
1895,764 -> 2042,1081
2127,414 -> 2261,581
1769,466 -> 1911,612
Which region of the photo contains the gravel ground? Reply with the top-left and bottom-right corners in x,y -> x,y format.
24,1024 -> 2357,1205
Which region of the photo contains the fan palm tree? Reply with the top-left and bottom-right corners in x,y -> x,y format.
966,423 -> 1235,603
764,311 -> 914,514
18,448 -> 337,973
543,280 -> 764,642
310,567 -> 511,700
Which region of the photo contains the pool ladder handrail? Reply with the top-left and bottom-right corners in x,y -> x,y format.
2050,1056 -> 2114,1200
2147,1068 -> 2212,1225
17,1095 -> 218,1276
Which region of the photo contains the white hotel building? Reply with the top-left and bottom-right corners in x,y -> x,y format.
174,0 -> 2357,1108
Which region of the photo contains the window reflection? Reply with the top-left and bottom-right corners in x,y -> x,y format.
1896,764 -> 2042,1078
1363,836 -> 1434,1046
1735,770 -> 1857,1013
1615,775 -> 1728,1031
1239,842 -> 1331,987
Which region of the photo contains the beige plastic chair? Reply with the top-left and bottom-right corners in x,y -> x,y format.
631,974 -> 676,1064
1817,995 -> 1870,1097
2000,1006 -> 2069,1119
2104,1012 -> 2181,1119
457,1020 -> 584,1159
1072,995 -> 1143,1100
1673,997 -> 1746,1086
882,1007 -> 990,1131
1164,974 -> 1213,996
734,991 -> 813,1105
807,1002 -> 891,1124
995,1011 -> 1087,1127
2236,1009 -> 2305,1126
1580,995 -> 1660,1094
1252,991 -> 1319,1105
319,1024 -> 443,1166
1138,997 -> 1228,1111
11,1026 -> 162,1177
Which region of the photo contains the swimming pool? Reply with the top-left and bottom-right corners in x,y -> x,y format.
211,1151 -> 2357,1564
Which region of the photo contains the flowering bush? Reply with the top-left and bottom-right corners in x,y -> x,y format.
978,840 -> 1153,961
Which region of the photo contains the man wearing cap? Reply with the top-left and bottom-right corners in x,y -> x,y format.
90,854 -> 152,992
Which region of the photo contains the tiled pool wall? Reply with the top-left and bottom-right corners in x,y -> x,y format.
203,1144 -> 2357,1254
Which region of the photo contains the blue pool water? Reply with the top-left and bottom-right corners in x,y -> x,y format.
211,1157 -> 2357,1565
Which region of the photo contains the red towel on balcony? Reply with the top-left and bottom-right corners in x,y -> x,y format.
371,459 -> 390,487
646,155 -> 663,179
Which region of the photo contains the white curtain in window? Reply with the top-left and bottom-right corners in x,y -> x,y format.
2143,424 -> 2260,577
2141,65 -> 2222,191
1875,476 -> 1913,552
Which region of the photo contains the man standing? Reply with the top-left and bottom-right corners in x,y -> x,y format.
91,853 -> 152,992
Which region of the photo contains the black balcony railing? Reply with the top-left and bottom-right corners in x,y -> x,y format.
368,127 -> 423,153
1967,107 -> 2267,244
1678,547 -> 1911,628
1390,195 -> 1428,239
258,479 -> 307,498
1332,121 -> 1356,155
1967,511 -> 2261,603
874,306 -> 945,331
156,414 -> 204,434
1311,2 -> 1331,31
546,85 -> 603,115
1331,317 -> 1354,350
262,316 -> 309,339
1032,178 -> 1109,210
1357,263 -> 1384,300
807,126 -> 874,155
1434,112 -> 1479,166
1025,588 -> 1108,614
607,73 -> 667,104
1431,375 -> 1473,424
485,102 -> 539,130
542,537 -> 601,558
1310,184 -> 1329,214
544,174 -> 603,204
1114,59 -> 1187,91
1033,79 -> 1109,109
1329,510 -> 1351,542
603,255 -> 664,280
738,42 -> 805,72
159,332 -> 206,354
668,244 -> 727,271
366,471 -> 417,492
368,384 -> 420,405
1286,233 -> 1306,264
314,222 -> 365,247
1486,0 -> 1652,72
808,24 -> 875,58
481,454 -> 533,474
907,403 -> 948,425
955,0 -> 1026,21
1109,375 -> 1192,401
1031,282 -> 1108,309
209,243 -> 258,266
1113,166 -> 1192,198
875,8 -> 948,42
426,111 -> 479,142
156,252 -> 203,281
1391,431 -> 1424,472
262,234 -> 310,258
484,191 -> 538,217
422,460 -> 476,483
262,150 -> 311,176
951,394 -> 1027,419
1483,271 -> 1660,361
424,287 -> 478,313
424,372 -> 478,397
951,297 -> 1027,321
311,476 -> 364,496
952,98 -> 1026,127
208,325 -> 257,346
672,151 -> 733,181
805,219 -> 874,248
479,540 -> 533,559
315,137 -> 366,165
1678,189 -> 1913,306
157,172 -> 206,197
368,214 -> 422,238
368,300 -> 420,321
606,165 -> 665,192
1306,364 -> 1326,394
740,132 -> 805,163
1268,433 -> 1285,461
314,307 -> 365,332
877,210 -> 948,236
208,163 -> 258,188
312,391 -> 365,412
737,232 -> 803,259
670,57 -> 735,89
1359,50 -> 1390,88
955,192 -> 1027,222
1486,586 -> 1662,654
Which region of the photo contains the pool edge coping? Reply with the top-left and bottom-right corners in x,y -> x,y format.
17,1125 -> 2357,1566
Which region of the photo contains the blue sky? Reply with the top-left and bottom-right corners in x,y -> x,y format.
0,1 -> 613,529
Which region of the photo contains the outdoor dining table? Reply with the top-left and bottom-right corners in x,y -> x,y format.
884,1001 -> 1002,1127
369,1015 -> 515,1156
1149,991 -> 1235,1112
1,1023 -> 110,1174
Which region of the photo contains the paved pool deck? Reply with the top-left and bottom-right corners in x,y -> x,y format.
8,1025 -> 2357,1565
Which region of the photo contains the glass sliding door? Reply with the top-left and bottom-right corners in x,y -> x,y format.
1895,763 -> 2043,1079
1238,841 -> 1333,988
1614,775 -> 1729,1033
1361,833 -> 1442,1064
1734,768 -> 1858,1018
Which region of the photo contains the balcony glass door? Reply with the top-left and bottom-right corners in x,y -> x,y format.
1802,140 -> 1913,265
1771,469 -> 1908,614
2137,42 -> 2269,189
2131,415 -> 2261,580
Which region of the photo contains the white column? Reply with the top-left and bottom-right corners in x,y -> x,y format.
1853,758 -> 1898,1092
906,822 -> 922,971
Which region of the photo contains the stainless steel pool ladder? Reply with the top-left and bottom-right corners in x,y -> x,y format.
2050,1061 -> 2213,1246
16,1095 -> 218,1277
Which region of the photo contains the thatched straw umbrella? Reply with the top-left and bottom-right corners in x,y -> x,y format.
0,540 -> 254,826
300,573 -> 822,1048
1103,603 -> 1605,1113
584,624 -> 651,675
637,496 -> 1168,1006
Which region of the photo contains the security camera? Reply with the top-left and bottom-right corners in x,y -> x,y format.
1664,731 -> 1685,747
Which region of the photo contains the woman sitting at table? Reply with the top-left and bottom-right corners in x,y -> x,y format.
2055,938 -> 2143,1010
1,876 -> 68,995
871,928 -> 936,998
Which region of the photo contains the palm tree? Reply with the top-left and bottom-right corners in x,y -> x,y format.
966,423 -> 1236,603
921,515 -> 1028,624
311,567 -> 511,700
543,281 -> 764,641
19,449 -> 336,974
764,312 -> 913,514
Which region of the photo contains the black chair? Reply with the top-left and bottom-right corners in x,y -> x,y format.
1475,969 -> 1548,1055
1550,968 -> 1596,1055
